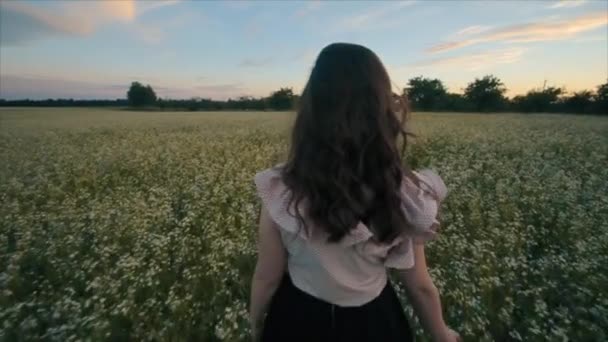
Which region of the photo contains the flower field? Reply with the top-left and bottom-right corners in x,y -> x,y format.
1,108 -> 607,341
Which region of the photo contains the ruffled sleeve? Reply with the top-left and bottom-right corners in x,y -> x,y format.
417,169 -> 447,201
400,169 -> 447,244
384,169 -> 447,269
254,167 -> 309,239
343,169 -> 447,248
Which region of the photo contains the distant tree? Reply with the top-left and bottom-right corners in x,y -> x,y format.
186,98 -> 197,111
127,82 -> 157,107
464,75 -> 507,112
594,81 -> 608,114
405,77 -> 448,111
267,88 -> 295,110
512,86 -> 563,113
561,90 -> 594,114
443,93 -> 472,112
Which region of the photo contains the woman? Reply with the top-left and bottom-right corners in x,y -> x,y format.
249,43 -> 460,342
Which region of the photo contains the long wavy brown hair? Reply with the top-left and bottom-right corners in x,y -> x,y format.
281,42 -> 412,244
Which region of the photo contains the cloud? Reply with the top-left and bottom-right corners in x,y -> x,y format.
0,74 -> 129,99
335,1 -> 417,32
238,57 -> 274,68
411,47 -> 526,71
454,25 -> 492,36
548,0 -> 587,9
0,74 -> 247,100
0,0 -> 179,45
91,1 -> 136,21
0,1 -> 94,43
429,11 -> 608,53
294,0 -> 323,18
428,40 -> 476,53
138,0 -> 181,15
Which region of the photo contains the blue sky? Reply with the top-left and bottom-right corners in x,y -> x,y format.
0,0 -> 606,100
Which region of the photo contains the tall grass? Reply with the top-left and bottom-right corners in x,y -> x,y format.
1,109 -> 607,341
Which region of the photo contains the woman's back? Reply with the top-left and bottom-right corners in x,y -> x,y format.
254,166 -> 447,306
249,43 -> 459,342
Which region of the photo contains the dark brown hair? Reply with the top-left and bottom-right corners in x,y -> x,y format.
282,42 -> 411,244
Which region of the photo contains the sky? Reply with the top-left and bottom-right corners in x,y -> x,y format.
0,0 -> 607,100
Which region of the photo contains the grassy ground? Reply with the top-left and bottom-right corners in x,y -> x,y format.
1,108 -> 607,341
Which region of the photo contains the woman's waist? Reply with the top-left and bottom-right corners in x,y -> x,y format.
286,266 -> 389,307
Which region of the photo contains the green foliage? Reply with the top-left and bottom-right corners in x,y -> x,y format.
406,77 -> 448,111
562,90 -> 594,114
127,82 -> 157,107
154,90 -> 295,112
2,80 -> 605,115
595,81 -> 608,114
464,75 -> 507,112
1,110 -> 607,341
266,88 -> 295,110
512,87 -> 563,113
442,93 -> 472,112
596,82 -> 608,105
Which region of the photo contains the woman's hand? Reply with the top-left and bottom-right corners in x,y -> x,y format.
395,244 -> 459,342
441,327 -> 461,342
250,319 -> 263,342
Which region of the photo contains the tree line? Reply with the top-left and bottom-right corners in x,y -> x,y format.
0,98 -> 129,107
1,78 -> 606,114
122,82 -> 297,111
0,82 -> 297,111
405,75 -> 607,114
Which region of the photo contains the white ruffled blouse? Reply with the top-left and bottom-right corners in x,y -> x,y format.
254,167 -> 447,307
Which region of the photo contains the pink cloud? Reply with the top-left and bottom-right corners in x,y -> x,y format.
0,1 -> 94,37
429,11 -> 607,53
547,0 -> 587,9
413,47 -> 526,71
0,0 -> 180,45
335,1 -> 417,32
454,25 -> 492,36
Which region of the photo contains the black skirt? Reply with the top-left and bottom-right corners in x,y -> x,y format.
262,274 -> 413,342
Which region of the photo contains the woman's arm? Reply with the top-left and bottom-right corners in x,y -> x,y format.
395,243 -> 459,342
249,205 -> 287,340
